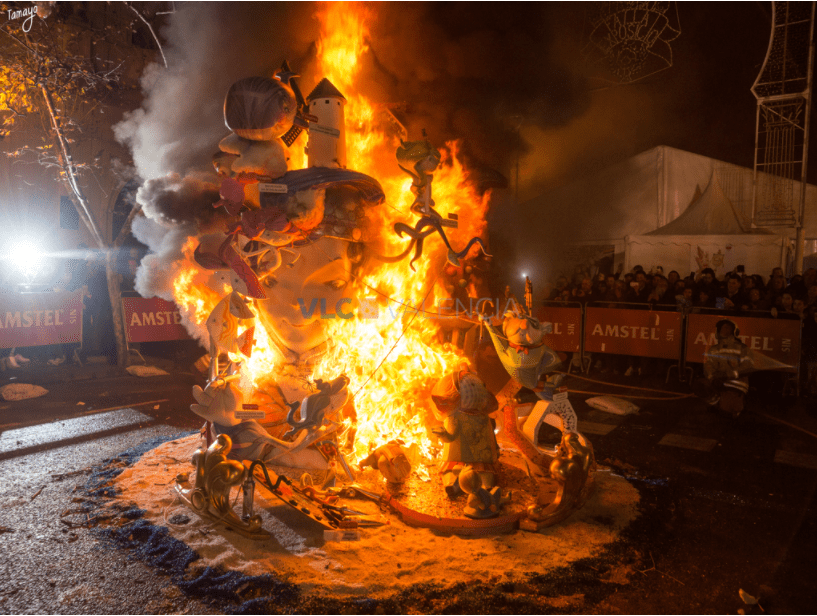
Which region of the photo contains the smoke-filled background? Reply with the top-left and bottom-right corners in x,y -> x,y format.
116,2 -> 774,301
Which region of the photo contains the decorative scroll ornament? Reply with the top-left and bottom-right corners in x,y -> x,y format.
388,133 -> 490,270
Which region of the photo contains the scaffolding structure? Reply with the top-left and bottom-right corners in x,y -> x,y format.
751,2 -> 816,273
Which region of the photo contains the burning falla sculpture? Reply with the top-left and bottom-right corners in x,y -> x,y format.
176,62 -> 594,535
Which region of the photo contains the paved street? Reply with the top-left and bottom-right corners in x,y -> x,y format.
0,363 -> 815,613
569,373 -> 817,614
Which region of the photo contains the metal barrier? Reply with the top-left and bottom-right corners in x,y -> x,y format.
121,296 -> 191,343
0,289 -> 84,347
536,301 -> 586,373
584,303 -> 683,360
532,301 -> 803,384
685,310 -> 801,372
536,302 -> 583,353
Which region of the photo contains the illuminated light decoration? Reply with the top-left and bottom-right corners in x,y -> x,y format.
583,1 -> 681,85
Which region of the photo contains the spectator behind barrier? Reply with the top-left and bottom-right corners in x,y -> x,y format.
590,279 -> 609,303
806,283 -> 817,310
717,274 -> 747,311
667,270 -> 680,290
694,287 -> 715,310
788,275 -> 805,297
695,268 -> 718,299
647,275 -> 674,309
743,288 -> 769,312
803,303 -> 817,399
548,276 -> 569,301
571,277 -> 593,304
802,268 -> 817,293
772,290 -> 795,317
675,284 -> 694,315
627,270 -> 650,303
793,297 -> 807,321
742,275 -> 756,295
765,274 -> 787,310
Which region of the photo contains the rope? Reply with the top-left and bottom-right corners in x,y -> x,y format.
755,411 -> 817,441
565,388 -> 693,401
352,273 -> 441,399
307,238 -> 453,399
553,370 -> 690,396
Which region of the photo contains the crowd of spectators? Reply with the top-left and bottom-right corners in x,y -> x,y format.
545,264 -> 817,399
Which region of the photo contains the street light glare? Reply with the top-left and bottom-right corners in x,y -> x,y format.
6,238 -> 46,276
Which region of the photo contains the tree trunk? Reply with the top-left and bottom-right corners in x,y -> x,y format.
105,252 -> 129,367
40,83 -> 133,367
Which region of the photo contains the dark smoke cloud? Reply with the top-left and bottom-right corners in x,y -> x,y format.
117,2 -> 596,191
356,3 -> 592,174
135,174 -> 219,226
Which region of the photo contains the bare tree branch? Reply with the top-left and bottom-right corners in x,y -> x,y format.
0,25 -> 40,57
38,83 -> 106,248
123,2 -> 168,68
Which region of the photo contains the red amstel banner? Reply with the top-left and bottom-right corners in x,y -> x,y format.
122,296 -> 190,343
685,313 -> 801,371
584,307 -> 682,359
535,305 -> 582,352
0,290 -> 83,347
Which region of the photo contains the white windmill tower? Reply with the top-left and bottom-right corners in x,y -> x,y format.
305,78 -> 347,169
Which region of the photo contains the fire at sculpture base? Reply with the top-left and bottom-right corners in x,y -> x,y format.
111,435 -> 638,598
380,449 -> 579,536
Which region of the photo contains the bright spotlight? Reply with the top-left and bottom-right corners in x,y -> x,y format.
521,272 -> 528,279
6,239 -> 46,277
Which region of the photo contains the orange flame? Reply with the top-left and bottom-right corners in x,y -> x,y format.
171,2 -> 491,462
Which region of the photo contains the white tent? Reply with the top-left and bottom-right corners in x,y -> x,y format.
519,145 -> 815,280
625,173 -> 787,278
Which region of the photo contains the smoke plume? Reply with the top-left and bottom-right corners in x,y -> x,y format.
116,3 -> 597,299
120,3 -> 765,300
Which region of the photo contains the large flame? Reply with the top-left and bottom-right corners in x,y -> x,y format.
171,1 -> 491,462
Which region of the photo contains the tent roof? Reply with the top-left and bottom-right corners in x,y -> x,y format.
646,173 -> 773,235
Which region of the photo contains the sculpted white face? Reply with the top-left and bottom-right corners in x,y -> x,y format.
255,237 -> 353,356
